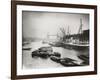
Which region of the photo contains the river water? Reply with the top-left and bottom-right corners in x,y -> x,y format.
22,41 -> 89,69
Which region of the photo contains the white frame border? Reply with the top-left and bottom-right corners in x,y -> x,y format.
17,5 -> 94,75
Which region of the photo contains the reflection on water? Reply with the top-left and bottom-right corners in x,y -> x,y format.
22,41 -> 89,69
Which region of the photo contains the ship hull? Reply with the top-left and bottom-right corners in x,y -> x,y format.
62,42 -> 89,50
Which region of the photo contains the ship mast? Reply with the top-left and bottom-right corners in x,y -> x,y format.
67,26 -> 70,36
78,18 -> 83,34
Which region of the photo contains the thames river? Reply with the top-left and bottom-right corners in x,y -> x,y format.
22,41 -> 89,69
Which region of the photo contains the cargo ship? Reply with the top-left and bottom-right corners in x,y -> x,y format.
43,18 -> 89,50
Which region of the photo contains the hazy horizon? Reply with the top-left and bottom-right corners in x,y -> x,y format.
22,11 -> 89,39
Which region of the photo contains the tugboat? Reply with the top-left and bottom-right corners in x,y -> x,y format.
78,55 -> 89,65
22,47 -> 31,50
50,56 -> 61,63
50,52 -> 61,57
32,46 -> 53,58
60,58 -> 80,66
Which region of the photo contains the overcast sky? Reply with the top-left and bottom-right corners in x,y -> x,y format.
22,11 -> 89,39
